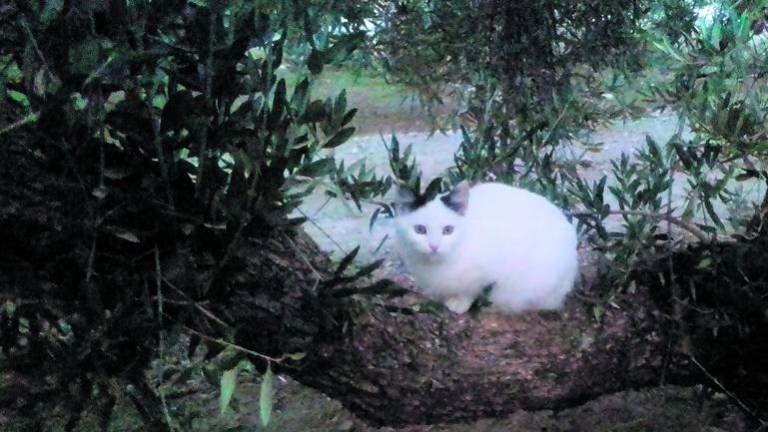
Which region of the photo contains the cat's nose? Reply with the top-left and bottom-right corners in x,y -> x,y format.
429,244 -> 439,253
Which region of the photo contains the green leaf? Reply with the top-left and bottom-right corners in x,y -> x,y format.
710,22 -> 722,48
307,48 -> 324,75
696,256 -> 713,269
369,207 -> 382,232
325,31 -> 366,63
8,90 -> 30,107
259,364 -> 274,427
703,195 -> 724,229
341,108 -> 357,126
354,259 -> 384,278
202,363 -> 220,386
110,227 -> 140,243
424,177 -> 443,199
594,176 -> 607,207
285,352 -> 306,361
334,246 -> 360,277
219,366 -> 238,415
324,127 -> 356,149
41,0 -> 64,24
301,100 -> 327,123
334,89 -> 347,119
290,78 -> 310,110
735,169 -> 759,181
269,78 -> 287,126
297,157 -> 335,178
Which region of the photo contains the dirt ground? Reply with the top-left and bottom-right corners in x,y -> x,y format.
263,379 -> 747,432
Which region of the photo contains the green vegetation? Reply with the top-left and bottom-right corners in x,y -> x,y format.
2,0 -> 768,430
276,66 -> 444,133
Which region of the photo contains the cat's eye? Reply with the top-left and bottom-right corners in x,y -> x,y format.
443,225 -> 454,235
414,224 -> 427,235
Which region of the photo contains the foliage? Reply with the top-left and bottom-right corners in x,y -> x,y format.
374,0 -> 768,414
3,0 -> 768,428
0,0 -> 377,430
369,0 -> 701,218
376,1 -> 641,89
374,0 -> 768,294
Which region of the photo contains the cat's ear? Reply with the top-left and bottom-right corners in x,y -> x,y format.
393,184 -> 417,215
442,180 -> 470,215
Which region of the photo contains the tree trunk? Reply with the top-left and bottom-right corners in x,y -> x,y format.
1,139 -> 764,428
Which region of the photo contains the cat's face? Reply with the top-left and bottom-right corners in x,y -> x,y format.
395,200 -> 466,258
394,182 -> 469,260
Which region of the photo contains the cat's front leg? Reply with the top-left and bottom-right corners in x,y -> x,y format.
444,296 -> 474,314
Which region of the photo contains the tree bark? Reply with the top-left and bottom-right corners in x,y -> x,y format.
0,139 -> 764,428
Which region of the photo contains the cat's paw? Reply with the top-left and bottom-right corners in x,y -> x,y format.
444,296 -> 474,314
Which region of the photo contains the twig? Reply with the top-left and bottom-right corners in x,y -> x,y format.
310,195 -> 334,219
155,245 -> 173,429
98,124 -> 106,188
284,232 -> 324,291
151,120 -> 175,209
184,326 -> 288,364
154,247 -> 174,429
572,209 -> 714,243
85,238 -> 97,283
690,355 -> 767,427
295,207 -> 347,254
162,277 -> 231,329
541,98 -> 572,146
0,112 -> 40,137
194,8 -> 216,198
666,130 -> 682,389
20,17 -> 57,82
734,205 -> 768,241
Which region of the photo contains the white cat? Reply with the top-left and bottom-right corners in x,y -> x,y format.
393,181 -> 578,314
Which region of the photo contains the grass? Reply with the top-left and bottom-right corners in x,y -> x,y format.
277,66 -> 450,134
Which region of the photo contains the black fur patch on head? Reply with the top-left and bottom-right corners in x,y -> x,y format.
440,195 -> 465,214
395,190 -> 430,215
440,181 -> 470,215
407,193 -> 431,210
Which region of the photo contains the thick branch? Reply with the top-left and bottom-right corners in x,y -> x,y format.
224,241 -> 682,426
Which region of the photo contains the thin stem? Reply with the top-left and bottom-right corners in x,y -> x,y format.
0,112 -> 40,137
296,207 -> 347,254
690,355 -> 767,427
151,102 -> 174,209
572,209 -> 713,243
284,232 -> 324,291
163,278 -> 231,329
195,9 -> 216,198
20,17 -> 56,82
85,238 -> 97,282
154,247 -> 174,429
184,326 -> 291,365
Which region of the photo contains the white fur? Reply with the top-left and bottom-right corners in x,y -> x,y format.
393,182 -> 578,314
